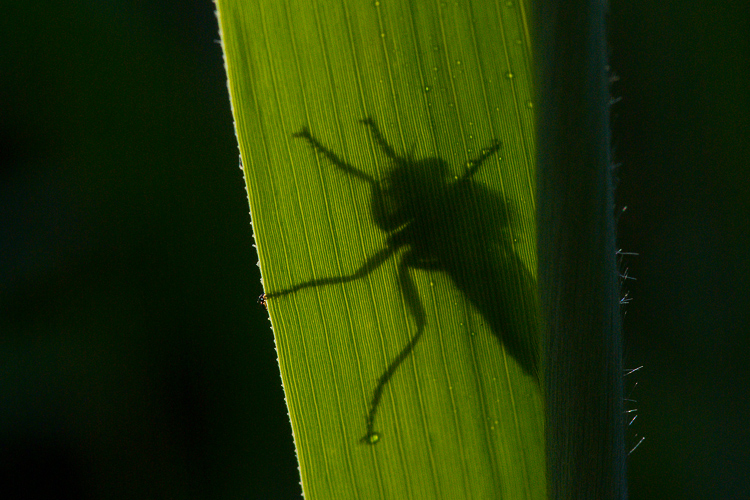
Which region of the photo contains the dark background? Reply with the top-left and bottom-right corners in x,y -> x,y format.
1,1 -> 746,498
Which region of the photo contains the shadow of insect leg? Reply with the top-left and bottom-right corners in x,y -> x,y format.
266,245 -> 397,299
362,249 -> 426,444
293,127 -> 377,185
360,117 -> 403,163
462,139 -> 502,179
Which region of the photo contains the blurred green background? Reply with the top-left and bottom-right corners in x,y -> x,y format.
1,1 -> 746,499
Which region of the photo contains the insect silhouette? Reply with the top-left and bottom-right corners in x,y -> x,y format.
265,118 -> 539,444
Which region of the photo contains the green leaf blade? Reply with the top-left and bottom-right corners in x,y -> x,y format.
218,1 -> 544,498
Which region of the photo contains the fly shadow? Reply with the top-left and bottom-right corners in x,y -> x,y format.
265,118 -> 539,444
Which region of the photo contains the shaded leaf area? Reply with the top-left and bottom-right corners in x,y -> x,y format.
535,0 -> 625,498
218,0 -> 543,498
